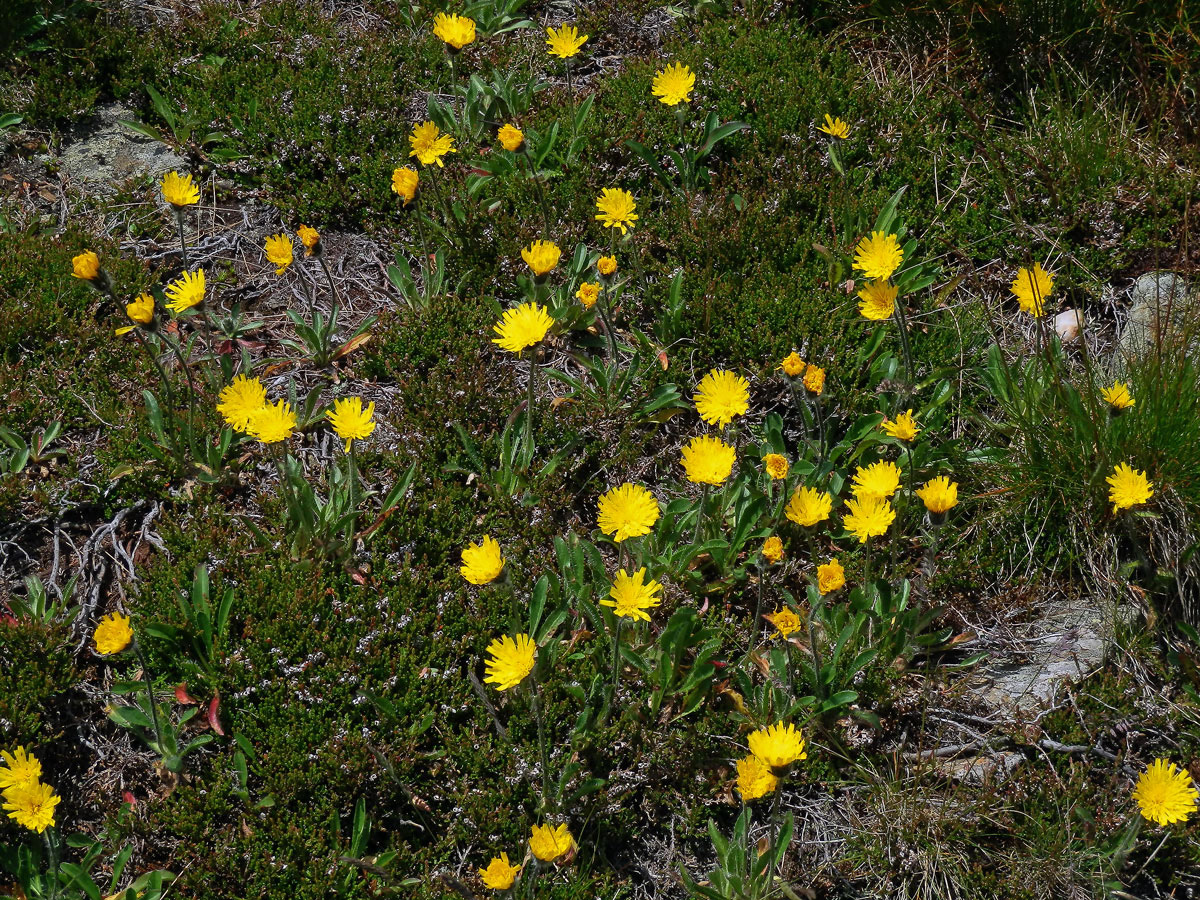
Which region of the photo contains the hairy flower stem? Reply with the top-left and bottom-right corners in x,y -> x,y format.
891,299 -> 916,402
520,149 -> 553,237
806,604 -> 825,705
136,334 -> 177,453
767,779 -> 784,881
164,333 -> 199,453
609,617 -> 623,708
173,208 -> 191,269
317,256 -> 345,314
565,59 -> 577,148
529,679 -> 554,814
523,346 -> 539,470
693,483 -> 710,544
43,828 -> 61,900
133,640 -> 168,769
922,521 -> 942,598
749,563 -> 764,653
426,167 -> 455,240
864,539 -> 874,643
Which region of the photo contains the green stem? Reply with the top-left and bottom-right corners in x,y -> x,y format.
529,679 -> 554,814
317,256 -> 345,314
749,562 -> 764,654
521,148 -> 552,237
610,616 -> 623,708
524,346 -> 539,470
164,332 -> 199,456
891,297 -> 916,400
133,640 -> 166,767
566,59 -> 577,149
43,828 -> 61,900
693,483 -> 710,544
174,208 -> 191,269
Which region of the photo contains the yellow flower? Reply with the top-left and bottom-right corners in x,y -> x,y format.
479,852 -> 522,889
1106,462 -> 1153,514
408,122 -> 457,167
297,224 -> 320,256
785,487 -> 832,528
851,460 -> 902,500
116,293 -> 156,335
529,823 -> 575,862
491,302 -> 555,354
853,231 -> 904,281
217,374 -> 268,434
1011,262 -> 1054,316
0,747 -> 42,790
247,399 -> 297,444
736,754 -> 779,802
264,234 -> 294,275
602,568 -> 663,622
325,397 -> 376,452
546,24 -> 587,59
681,434 -> 736,485
802,364 -> 825,395
597,483 -> 660,542
818,114 -> 849,139
817,559 -> 845,594
484,633 -> 536,691
780,352 -> 805,377
497,124 -> 524,152
392,166 -> 420,205
844,496 -> 895,543
1101,381 -> 1135,412
764,607 -> 801,639
576,281 -> 599,309
1133,759 -> 1198,827
2,779 -> 60,833
761,536 -> 784,564
461,535 -> 505,585
597,255 -> 617,277
748,721 -> 807,770
93,612 -> 133,655
881,409 -> 919,442
161,170 -> 200,208
652,62 -> 695,106
164,268 -> 205,313
433,12 -> 475,50
72,250 -> 100,281
595,188 -> 638,234
857,279 -> 897,321
521,240 -> 562,277
694,368 -> 750,430
915,476 -> 958,515
763,453 -> 789,480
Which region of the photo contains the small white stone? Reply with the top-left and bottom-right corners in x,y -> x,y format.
1054,308 -> 1083,343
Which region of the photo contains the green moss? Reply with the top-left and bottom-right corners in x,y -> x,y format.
0,620 -> 77,743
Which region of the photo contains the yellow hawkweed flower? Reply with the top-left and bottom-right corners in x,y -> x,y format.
93,612 -> 133,655
432,12 -> 475,50
1011,262 -> 1054,316
853,231 -> 904,281
521,240 -> 562,277
2,779 -> 60,833
652,62 -> 695,106
246,399 -> 297,444
164,268 -> 205,313
326,397 -> 376,452
748,721 -> 807,770
597,483 -> 660,542
392,166 -> 420,205
881,409 -> 919,442
116,293 -> 156,335
802,364 -> 825,395
851,460 -> 902,500
857,279 -> 897,321
693,368 -> 750,430
217,374 -> 268,434
780,352 -> 805,377
763,453 -> 789,480
546,24 -> 587,59
529,823 -> 575,862
761,536 -> 784,564
602,568 -> 663,622
484,634 -> 536,691
0,747 -> 42,790
764,607 -> 801,639
497,124 -> 524,152
817,559 -> 845,594
1106,462 -> 1153,514
915,476 -> 958,515
595,188 -> 638,234
161,170 -> 200,208
844,496 -> 895,543
1133,759 -> 1198,827
818,114 -> 849,139
1101,381 -> 1135,412
264,234 -> 294,275
736,754 -> 779,802
492,302 -> 554,354
681,434 -> 736,485
72,250 -> 100,281
297,224 -> 320,256
479,853 -> 522,889
576,281 -> 599,309
597,255 -> 617,277
461,535 -> 505,585
785,487 -> 832,527
408,122 -> 457,167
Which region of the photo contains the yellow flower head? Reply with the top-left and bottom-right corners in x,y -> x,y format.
817,558 -> 845,594
479,852 -> 522,889
492,302 -> 555,354
392,166 -> 420,205
853,231 -> 904,281
461,535 -> 505,585
652,62 -> 695,106
247,399 -> 297,444
818,114 -> 850,139
72,250 -> 100,281
1101,381 -> 1135,412
0,747 -> 42,790
521,240 -> 562,277
116,292 -> 156,334
857,279 -> 897,321
484,633 -> 536,691
1011,262 -> 1054,316
326,397 -> 376,452
576,281 -> 600,309
761,536 -> 784,565
843,495 -> 895,543
881,409 -> 919,442
529,823 -> 575,862
1133,758 -> 1198,827
497,124 -> 524,152
915,476 -> 958,515
736,753 -> 779,802
851,460 -> 902,500
595,188 -> 638,234
161,170 -> 200,208
763,453 -> 789,480
93,612 -> 133,655
217,374 -> 268,434
780,352 -> 805,377
597,255 -> 618,277
297,224 -> 321,255
1106,462 -> 1153,514
546,24 -> 587,59
264,234 -> 294,275
433,12 -> 475,50
764,607 -> 801,639
602,568 -> 663,622
2,779 -> 60,833
408,122 -> 457,167
694,368 -> 750,430
748,721 -> 807,770
802,364 -> 826,395
164,268 -> 206,313
598,483 -> 660,542
681,434 -> 736,485
785,487 -> 832,528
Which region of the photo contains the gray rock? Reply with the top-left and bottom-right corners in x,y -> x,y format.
938,751 -> 1024,785
1118,272 -> 1193,361
54,103 -> 186,192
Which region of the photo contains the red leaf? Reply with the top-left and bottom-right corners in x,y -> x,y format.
122,790 -> 137,808
175,683 -> 197,704
207,693 -> 225,736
